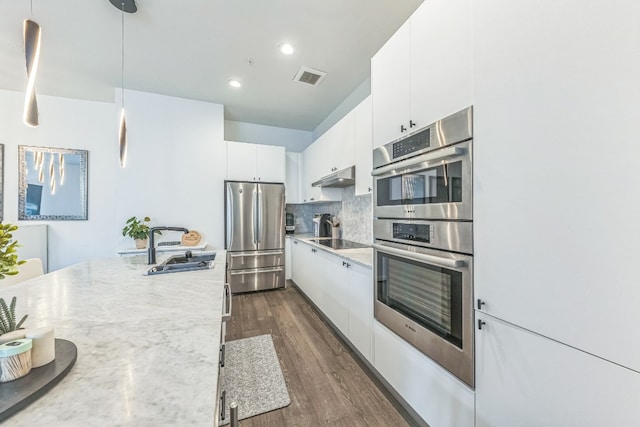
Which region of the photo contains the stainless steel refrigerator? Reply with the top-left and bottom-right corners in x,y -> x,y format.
225,181 -> 285,293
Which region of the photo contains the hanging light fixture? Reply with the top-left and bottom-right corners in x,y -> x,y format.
109,0 -> 136,167
23,1 -> 41,127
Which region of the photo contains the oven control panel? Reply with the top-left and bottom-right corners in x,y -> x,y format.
392,223 -> 432,243
392,128 -> 431,159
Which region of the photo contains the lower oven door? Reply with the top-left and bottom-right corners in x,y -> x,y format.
227,266 -> 285,294
373,241 -> 474,388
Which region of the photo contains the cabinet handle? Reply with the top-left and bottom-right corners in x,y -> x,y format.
220,390 -> 226,421
311,248 -> 317,253
478,319 -> 486,330
477,299 -> 486,310
342,261 -> 346,266
400,124 -> 407,133
293,241 -> 298,245
346,262 -> 351,268
368,187 -> 372,192
409,120 -> 416,128
219,343 -> 226,367
310,197 -> 315,201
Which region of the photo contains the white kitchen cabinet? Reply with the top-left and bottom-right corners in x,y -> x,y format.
300,142 -> 342,203
315,250 -> 348,335
475,312 -> 640,426
285,238 -> 292,280
374,320 -> 474,427
371,21 -> 411,148
285,152 -> 302,203
354,96 -> 373,195
226,141 -> 285,182
473,0 -> 640,372
371,0 -> 473,148
345,261 -> 372,362
320,110 -> 355,176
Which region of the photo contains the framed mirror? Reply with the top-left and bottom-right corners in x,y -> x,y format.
18,146 -> 88,220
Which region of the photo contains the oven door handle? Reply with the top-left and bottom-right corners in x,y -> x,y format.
372,243 -> 465,268
371,146 -> 463,177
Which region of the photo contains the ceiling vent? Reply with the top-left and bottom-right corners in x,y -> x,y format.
293,66 -> 327,86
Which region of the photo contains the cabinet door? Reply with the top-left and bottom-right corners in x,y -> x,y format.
285,152 -> 301,203
226,141 -> 257,181
346,263 -> 372,362
476,312 -> 640,426
354,96 -> 373,195
324,110 -> 355,172
320,255 -> 349,335
374,321 -> 474,426
290,240 -> 303,289
301,144 -> 342,203
285,238 -> 292,280
256,144 -> 285,182
371,21 -> 411,148
410,0 -> 473,128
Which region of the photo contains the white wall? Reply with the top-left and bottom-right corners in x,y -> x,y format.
0,89 -> 225,271
224,120 -> 312,153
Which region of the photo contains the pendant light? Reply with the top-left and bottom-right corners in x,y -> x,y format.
23,1 -> 41,127
110,1 -> 136,167
118,2 -> 128,167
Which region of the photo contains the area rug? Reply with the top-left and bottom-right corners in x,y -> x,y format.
220,334 -> 291,425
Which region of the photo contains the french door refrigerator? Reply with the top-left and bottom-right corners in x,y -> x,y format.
225,181 -> 285,293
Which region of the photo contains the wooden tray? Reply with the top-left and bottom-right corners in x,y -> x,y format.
0,339 -> 77,422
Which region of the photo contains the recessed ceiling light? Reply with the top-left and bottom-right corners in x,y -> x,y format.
278,43 -> 294,55
228,79 -> 242,88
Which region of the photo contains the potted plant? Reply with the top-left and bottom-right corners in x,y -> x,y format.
0,223 -> 25,280
0,297 -> 28,336
122,216 -> 153,249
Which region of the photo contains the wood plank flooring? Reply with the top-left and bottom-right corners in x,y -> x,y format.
226,283 -> 417,427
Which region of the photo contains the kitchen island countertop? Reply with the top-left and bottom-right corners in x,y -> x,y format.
0,252 -> 227,427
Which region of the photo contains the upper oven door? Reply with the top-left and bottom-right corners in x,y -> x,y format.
373,139 -> 472,220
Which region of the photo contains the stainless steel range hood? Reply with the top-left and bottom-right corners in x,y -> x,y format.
312,166 -> 356,188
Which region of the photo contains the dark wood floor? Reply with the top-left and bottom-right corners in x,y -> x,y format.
226,283 -> 416,427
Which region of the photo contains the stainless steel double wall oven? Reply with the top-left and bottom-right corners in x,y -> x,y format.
372,107 -> 475,388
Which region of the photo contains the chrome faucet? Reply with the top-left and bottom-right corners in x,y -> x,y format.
148,226 -> 189,264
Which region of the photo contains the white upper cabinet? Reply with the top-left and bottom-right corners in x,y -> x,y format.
285,152 -> 302,204
371,0 -> 473,148
300,141 -> 342,203
354,96 -> 373,195
226,141 -> 285,182
371,22 -> 411,148
322,110 -> 356,175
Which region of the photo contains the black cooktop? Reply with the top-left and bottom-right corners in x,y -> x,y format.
309,238 -> 370,250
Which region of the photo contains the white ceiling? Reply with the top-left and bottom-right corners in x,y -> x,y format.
0,0 -> 422,131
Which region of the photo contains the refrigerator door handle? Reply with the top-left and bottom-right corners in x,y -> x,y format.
257,190 -> 263,245
229,250 -> 284,257
252,189 -> 259,244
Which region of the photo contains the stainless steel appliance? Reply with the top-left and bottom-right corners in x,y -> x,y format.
225,181 -> 285,293
372,106 -> 475,388
373,220 -> 474,387
312,213 -> 332,237
286,213 -> 295,234
372,107 -> 472,221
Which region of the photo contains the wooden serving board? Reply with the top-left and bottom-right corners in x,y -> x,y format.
0,339 -> 77,422
181,230 -> 202,246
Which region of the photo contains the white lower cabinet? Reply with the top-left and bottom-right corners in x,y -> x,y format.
291,240 -> 372,362
285,238 -> 292,280
475,312 -> 640,427
345,262 -> 372,362
374,321 -> 474,427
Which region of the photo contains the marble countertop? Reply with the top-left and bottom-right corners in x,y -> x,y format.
0,251 -> 227,427
287,234 -> 373,268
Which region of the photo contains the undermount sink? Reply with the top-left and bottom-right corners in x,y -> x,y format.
146,252 -> 216,276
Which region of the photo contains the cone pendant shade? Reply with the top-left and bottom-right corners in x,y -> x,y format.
119,109 -> 127,167
23,19 -> 41,127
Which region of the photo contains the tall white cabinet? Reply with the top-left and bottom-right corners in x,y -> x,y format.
354,96 -> 373,196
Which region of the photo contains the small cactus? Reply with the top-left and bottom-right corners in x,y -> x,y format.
0,297 -> 28,335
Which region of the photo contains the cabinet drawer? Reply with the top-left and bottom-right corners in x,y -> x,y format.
227,267 -> 285,293
226,250 -> 284,270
